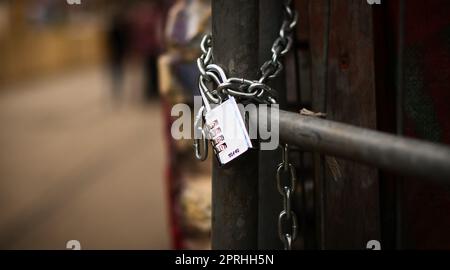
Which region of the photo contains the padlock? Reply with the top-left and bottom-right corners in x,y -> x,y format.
198,72 -> 252,165
204,96 -> 252,165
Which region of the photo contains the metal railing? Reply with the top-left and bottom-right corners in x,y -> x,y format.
277,110 -> 450,182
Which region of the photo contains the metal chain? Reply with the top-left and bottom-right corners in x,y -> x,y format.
260,0 -> 297,84
196,0 -> 297,105
276,144 -> 298,250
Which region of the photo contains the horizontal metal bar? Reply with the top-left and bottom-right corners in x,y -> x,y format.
277,110 -> 450,183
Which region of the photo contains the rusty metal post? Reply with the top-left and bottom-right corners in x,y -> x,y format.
211,0 -> 260,249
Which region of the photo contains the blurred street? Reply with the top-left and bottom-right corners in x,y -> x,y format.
0,66 -> 170,249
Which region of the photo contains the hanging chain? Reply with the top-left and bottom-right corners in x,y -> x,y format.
276,144 -> 298,250
196,0 -> 297,105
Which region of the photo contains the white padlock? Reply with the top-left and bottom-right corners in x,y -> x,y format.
204,96 -> 252,165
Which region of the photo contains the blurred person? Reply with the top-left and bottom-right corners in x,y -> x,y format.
127,0 -> 165,101
106,9 -> 129,101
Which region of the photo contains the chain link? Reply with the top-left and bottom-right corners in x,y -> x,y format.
196,0 -> 297,105
276,144 -> 298,250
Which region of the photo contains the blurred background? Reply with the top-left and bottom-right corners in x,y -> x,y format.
1,0 -> 450,251
0,0 -> 212,250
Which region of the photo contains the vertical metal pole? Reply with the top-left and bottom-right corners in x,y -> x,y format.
211,0 -> 260,249
257,0 -> 285,250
